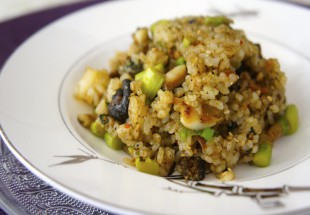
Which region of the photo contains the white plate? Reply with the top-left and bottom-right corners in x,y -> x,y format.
1,0 -> 310,214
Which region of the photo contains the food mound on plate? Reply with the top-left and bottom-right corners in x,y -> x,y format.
75,16 -> 298,181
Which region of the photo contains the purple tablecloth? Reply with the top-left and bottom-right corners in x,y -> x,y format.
0,0 -> 107,69
0,1 -> 114,214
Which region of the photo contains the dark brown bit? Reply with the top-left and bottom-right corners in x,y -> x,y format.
267,123 -> 283,142
254,43 -> 262,58
217,121 -> 239,138
108,79 -> 131,123
121,58 -> 144,74
176,156 -> 207,181
197,136 -> 207,151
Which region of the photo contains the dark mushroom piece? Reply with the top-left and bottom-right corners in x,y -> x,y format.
176,156 -> 207,181
108,79 -> 131,123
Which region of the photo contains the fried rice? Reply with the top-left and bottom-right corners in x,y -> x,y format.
74,15 -> 294,181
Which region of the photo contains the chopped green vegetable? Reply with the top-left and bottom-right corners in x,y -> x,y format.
182,37 -> 191,48
270,104 -> 299,140
175,56 -> 185,65
278,116 -> 290,135
284,104 -> 299,135
135,158 -> 160,175
104,132 -> 123,150
205,16 -> 232,27
253,143 -> 272,167
128,146 -> 135,155
200,127 -> 214,141
150,19 -> 169,34
135,70 -> 145,81
178,126 -> 200,141
154,64 -> 165,73
136,67 -> 165,100
178,127 -> 192,141
90,121 -> 105,138
178,126 -> 214,142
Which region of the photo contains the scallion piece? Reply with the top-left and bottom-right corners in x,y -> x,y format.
178,126 -> 200,141
104,132 -> 123,150
135,70 -> 146,81
135,158 -> 160,175
284,104 -> 299,135
179,127 -> 191,141
175,56 -> 185,65
178,126 -> 214,142
278,116 -> 290,135
137,67 -> 165,100
253,143 -> 272,167
150,19 -> 169,34
182,37 -> 191,48
205,16 -> 232,27
276,104 -> 299,136
200,127 -> 214,141
90,121 -> 105,138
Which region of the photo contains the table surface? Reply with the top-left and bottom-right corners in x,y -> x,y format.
0,1 -> 114,214
0,138 -> 110,215
0,0 -> 309,214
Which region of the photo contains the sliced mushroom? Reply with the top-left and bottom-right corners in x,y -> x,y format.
108,79 -> 131,123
